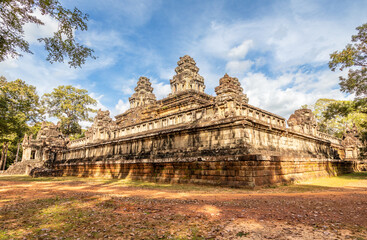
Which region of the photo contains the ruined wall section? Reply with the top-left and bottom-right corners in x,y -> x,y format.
22,122 -> 67,162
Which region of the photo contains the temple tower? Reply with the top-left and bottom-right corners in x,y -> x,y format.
170,55 -> 205,94
215,74 -> 249,103
129,76 -> 156,108
287,109 -> 317,135
214,74 -> 249,117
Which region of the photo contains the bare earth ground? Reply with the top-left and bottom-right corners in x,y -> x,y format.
0,173 -> 367,240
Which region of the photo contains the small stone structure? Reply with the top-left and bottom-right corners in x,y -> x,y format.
22,122 -> 68,162
341,125 -> 363,159
19,56 -> 363,186
287,109 -> 317,135
4,122 -> 67,175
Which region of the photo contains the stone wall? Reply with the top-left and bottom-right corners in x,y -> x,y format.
56,116 -> 337,164
50,116 -> 352,187
21,55 -> 363,187
53,156 -> 355,188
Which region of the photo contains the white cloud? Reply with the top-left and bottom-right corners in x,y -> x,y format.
80,30 -> 127,51
115,99 -> 130,115
0,54 -> 79,95
241,70 -> 351,118
159,68 -> 175,80
4,0 -> 366,124
228,40 -> 253,59
182,1 -> 367,118
0,28 -> 121,96
151,80 -> 171,99
225,60 -> 253,75
189,2 -> 365,74
23,10 -> 59,44
111,77 -> 138,95
122,87 -> 134,95
90,93 -> 108,111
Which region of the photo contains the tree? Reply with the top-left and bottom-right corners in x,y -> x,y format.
0,76 -> 43,138
0,0 -> 95,68
327,22 -> 367,143
312,98 -> 366,138
42,85 -> 97,135
0,76 -> 43,168
329,23 -> 367,98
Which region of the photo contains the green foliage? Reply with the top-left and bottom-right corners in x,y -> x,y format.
236,231 -> 250,237
324,99 -> 367,142
312,98 -> 367,138
301,104 -> 309,109
328,22 -> 367,144
0,76 -> 43,139
27,122 -> 43,138
329,23 -> 367,98
69,129 -> 86,141
0,0 -> 95,68
42,85 -> 97,135
0,76 -> 43,167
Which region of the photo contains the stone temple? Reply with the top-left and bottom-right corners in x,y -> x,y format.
14,55 -> 364,187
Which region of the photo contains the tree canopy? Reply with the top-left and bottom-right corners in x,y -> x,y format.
0,76 -> 43,140
0,0 -> 95,68
42,85 -> 97,135
311,98 -> 366,138
0,79 -> 97,168
327,22 -> 367,143
329,22 -> 367,98
0,76 -> 44,168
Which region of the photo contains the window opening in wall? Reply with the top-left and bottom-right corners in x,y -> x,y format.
30,150 -> 36,160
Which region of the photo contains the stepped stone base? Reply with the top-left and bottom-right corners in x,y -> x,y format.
30,167 -> 63,178
2,160 -> 44,175
52,155 -> 356,188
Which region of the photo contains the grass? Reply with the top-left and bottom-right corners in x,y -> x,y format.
0,175 -> 87,182
295,171 -> 367,188
1,171 -> 366,194
266,172 -> 367,193
0,174 -> 252,193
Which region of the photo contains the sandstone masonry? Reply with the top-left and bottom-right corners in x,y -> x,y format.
19,55 -> 362,186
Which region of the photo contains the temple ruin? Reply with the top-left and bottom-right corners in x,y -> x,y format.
17,55 -> 364,186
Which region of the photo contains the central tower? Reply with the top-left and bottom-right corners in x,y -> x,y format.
129,76 -> 156,108
170,55 -> 205,94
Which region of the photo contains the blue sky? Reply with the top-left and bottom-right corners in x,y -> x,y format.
1,0 -> 367,125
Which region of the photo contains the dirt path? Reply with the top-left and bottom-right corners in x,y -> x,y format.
0,174 -> 367,239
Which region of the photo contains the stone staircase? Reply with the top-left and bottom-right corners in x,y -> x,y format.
2,160 -> 45,175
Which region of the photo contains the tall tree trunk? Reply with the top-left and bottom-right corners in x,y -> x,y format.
15,143 -> 21,162
0,142 -> 5,170
1,142 -> 8,170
